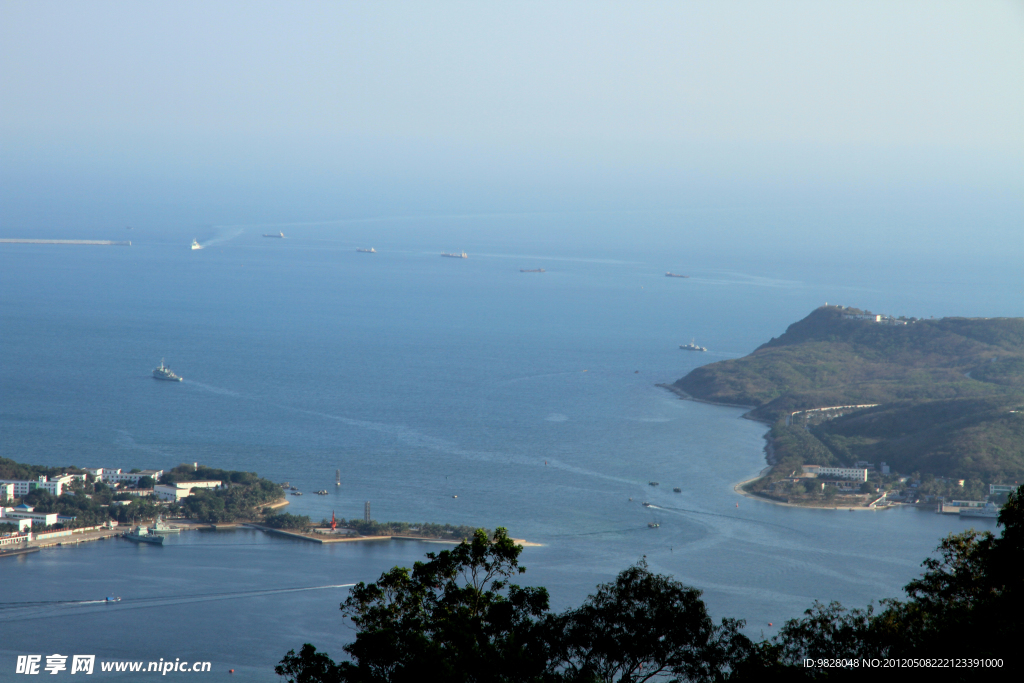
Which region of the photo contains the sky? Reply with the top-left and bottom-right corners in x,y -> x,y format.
1,1 -> 1021,255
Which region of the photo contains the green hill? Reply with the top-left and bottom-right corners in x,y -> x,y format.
673,306 -> 1024,483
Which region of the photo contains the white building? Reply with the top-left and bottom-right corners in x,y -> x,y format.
93,469 -> 164,486
0,474 -> 76,497
801,465 -> 869,482
1,505 -> 58,526
153,480 -> 223,502
0,483 -> 14,503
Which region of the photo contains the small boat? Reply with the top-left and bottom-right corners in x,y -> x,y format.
665,273 -> 689,278
642,502 -> 651,507
291,491 -> 302,496
673,487 -> 681,493
152,359 -> 183,382
441,251 -> 468,259
191,239 -> 202,250
520,268 -> 545,273
356,248 -> 376,253
124,526 -> 163,545
105,596 -> 121,603
262,232 -> 285,238
648,523 -> 660,528
680,338 -> 707,352
649,481 -> 659,487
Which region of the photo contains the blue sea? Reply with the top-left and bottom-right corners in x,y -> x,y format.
1,218 -> 1020,680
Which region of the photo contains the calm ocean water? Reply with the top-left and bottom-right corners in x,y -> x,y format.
1,220 -> 1020,680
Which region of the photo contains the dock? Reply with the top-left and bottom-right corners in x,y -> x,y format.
0,239 -> 131,246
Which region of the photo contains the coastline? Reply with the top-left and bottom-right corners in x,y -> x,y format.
732,474 -> 892,511
658,384 -> 891,512
656,384 -> 770,424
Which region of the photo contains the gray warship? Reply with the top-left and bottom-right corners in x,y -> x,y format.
153,359 -> 182,382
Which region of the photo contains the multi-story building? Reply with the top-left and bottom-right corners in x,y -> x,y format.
153,480 -> 222,502
86,469 -> 164,486
801,465 -> 869,482
0,475 -> 77,497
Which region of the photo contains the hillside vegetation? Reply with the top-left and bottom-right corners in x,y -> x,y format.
674,306 -> 1024,482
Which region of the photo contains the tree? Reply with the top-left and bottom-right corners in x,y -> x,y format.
546,558 -> 749,683
276,645 -> 342,683
280,528 -> 551,683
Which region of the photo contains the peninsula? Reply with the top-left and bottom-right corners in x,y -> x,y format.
668,306 -> 1024,507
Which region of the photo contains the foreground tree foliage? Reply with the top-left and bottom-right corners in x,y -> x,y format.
279,488 -> 1023,683
546,560 -> 749,682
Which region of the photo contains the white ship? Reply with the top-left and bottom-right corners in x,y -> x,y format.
153,359 -> 183,382
441,251 -> 468,259
191,239 -> 202,250
680,338 -> 706,352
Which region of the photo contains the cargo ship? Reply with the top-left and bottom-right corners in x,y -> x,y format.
665,272 -> 689,278
152,359 -> 183,382
263,232 -> 285,238
441,251 -> 468,259
356,248 -> 376,253
520,268 -> 545,273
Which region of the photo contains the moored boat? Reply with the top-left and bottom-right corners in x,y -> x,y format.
124,526 -> 163,545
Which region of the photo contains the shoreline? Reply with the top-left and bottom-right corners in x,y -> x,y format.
246,525 -> 541,546
732,475 -> 894,511
656,384 -> 771,425
658,384 -> 894,512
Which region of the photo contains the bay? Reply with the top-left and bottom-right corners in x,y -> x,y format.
1,219 -> 1017,680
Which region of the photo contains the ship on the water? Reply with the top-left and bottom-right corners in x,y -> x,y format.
191,239 -> 202,250
262,232 -> 285,238
520,268 -> 545,273
665,272 -> 689,278
441,251 -> 468,259
123,526 -> 163,545
680,338 -> 707,352
356,248 -> 376,253
148,516 -> 180,534
153,359 -> 182,382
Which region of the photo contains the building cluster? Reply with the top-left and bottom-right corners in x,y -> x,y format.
830,305 -> 917,326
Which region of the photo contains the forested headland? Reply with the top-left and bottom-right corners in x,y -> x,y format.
671,306 -> 1024,498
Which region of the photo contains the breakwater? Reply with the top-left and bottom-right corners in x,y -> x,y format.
0,239 -> 131,246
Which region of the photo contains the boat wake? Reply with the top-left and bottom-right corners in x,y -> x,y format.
195,227 -> 245,249
0,584 -> 355,623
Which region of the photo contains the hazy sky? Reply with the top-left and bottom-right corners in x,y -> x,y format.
1,1 -> 1021,251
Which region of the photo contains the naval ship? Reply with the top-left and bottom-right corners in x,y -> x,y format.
441,251 -> 468,259
680,339 -> 707,352
153,359 -> 183,382
123,525 -> 164,545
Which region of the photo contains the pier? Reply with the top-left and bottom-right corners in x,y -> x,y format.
0,239 -> 131,246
